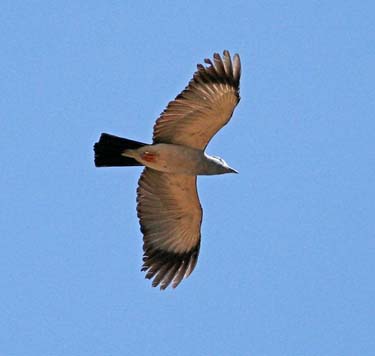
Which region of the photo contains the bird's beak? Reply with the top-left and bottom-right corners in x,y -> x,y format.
228,167 -> 238,174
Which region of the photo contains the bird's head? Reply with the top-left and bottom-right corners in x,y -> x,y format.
207,155 -> 238,175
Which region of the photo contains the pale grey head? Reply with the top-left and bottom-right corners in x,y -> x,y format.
204,154 -> 238,175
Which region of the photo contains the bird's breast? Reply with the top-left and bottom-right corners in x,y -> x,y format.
135,144 -> 207,175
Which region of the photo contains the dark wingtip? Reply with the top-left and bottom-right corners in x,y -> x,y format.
194,50 -> 241,89
142,244 -> 200,290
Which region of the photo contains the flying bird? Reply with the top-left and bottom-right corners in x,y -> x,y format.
94,50 -> 241,289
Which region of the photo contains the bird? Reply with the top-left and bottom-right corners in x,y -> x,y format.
94,50 -> 241,289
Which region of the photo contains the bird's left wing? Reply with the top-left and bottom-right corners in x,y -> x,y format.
137,168 -> 202,289
152,50 -> 241,150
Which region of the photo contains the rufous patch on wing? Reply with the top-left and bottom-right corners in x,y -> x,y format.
141,151 -> 158,163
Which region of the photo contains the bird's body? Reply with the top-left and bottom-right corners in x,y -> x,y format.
123,143 -> 237,176
94,50 -> 241,289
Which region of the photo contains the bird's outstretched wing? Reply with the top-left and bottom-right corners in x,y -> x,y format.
153,50 -> 241,150
137,168 -> 202,289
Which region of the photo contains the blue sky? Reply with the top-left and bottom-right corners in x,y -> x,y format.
1,1 -> 374,355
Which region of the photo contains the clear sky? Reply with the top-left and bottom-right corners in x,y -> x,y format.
1,1 -> 374,355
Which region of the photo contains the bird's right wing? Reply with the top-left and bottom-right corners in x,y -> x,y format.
137,168 -> 202,289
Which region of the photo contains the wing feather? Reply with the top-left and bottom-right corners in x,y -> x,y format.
137,168 -> 202,289
153,50 -> 241,150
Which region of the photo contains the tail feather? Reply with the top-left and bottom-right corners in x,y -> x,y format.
94,133 -> 146,167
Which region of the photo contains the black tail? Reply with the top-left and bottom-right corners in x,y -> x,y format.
94,133 -> 147,167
